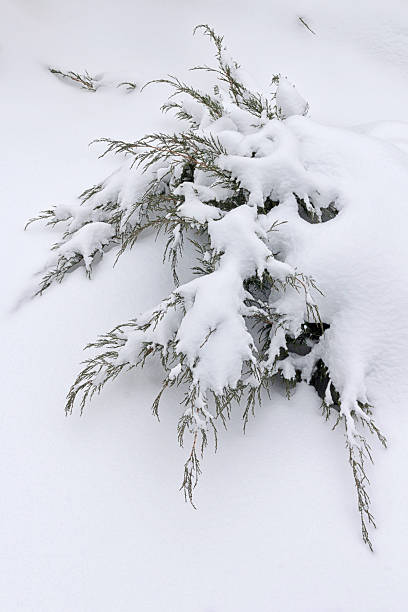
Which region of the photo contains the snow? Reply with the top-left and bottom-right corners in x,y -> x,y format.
214,109 -> 408,422
266,116 -> 408,406
174,182 -> 223,223
3,0 -> 408,610
276,77 -> 309,118
56,221 -> 115,271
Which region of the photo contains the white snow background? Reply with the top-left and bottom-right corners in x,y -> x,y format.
2,1 -> 408,610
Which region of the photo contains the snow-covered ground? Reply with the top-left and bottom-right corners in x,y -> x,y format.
2,1 -> 408,610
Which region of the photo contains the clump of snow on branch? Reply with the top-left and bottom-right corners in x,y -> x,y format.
276,77 -> 309,118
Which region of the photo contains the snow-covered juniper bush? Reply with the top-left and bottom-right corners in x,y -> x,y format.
28,25 -> 386,551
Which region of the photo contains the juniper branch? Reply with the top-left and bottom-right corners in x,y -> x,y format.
49,67 -> 98,92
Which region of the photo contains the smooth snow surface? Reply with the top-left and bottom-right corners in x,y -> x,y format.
3,1 -> 408,611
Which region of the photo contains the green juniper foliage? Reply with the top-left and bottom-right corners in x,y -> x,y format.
30,25 -> 385,550
49,68 -> 138,94
49,67 -> 99,91
298,16 -> 317,36
117,81 -> 137,92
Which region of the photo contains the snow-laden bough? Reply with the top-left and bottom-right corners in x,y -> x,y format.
29,25 -> 407,551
